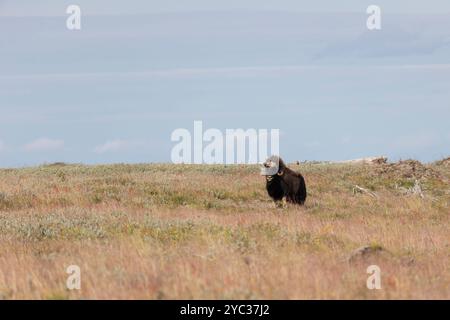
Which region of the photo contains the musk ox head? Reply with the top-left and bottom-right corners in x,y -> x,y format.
260,155 -> 286,178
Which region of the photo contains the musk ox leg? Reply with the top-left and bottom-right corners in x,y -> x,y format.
274,200 -> 283,208
273,197 -> 288,209
286,194 -> 295,203
287,196 -> 302,205
296,176 -> 307,205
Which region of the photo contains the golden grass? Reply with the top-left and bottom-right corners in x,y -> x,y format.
0,161 -> 448,299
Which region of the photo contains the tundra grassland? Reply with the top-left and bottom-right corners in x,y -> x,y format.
0,160 -> 448,299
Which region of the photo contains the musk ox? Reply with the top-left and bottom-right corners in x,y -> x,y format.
260,155 -> 307,205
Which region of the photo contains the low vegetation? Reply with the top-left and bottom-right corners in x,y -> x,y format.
0,159 -> 448,299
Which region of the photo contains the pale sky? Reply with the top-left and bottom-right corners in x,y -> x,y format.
0,1 -> 449,167
1,0 -> 450,15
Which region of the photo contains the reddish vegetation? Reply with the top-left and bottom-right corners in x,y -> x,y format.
0,160 -> 448,299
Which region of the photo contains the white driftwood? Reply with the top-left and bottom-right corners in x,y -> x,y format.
336,156 -> 387,165
396,180 -> 425,198
353,185 -> 378,198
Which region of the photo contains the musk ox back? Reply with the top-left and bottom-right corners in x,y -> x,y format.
260,156 -> 307,205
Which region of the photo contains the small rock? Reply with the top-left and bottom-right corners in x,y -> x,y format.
347,245 -> 387,263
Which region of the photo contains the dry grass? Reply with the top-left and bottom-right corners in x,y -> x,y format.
0,160 -> 448,299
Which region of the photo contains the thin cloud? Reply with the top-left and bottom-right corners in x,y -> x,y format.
0,140 -> 4,152
94,139 -> 145,154
23,138 -> 65,152
3,64 -> 450,82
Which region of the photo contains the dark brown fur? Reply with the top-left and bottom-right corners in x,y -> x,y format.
263,156 -> 307,205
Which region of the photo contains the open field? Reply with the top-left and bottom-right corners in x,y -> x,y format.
0,159 -> 449,299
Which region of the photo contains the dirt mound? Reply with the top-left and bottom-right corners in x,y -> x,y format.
434,157 -> 450,167
347,245 -> 391,264
347,245 -> 415,266
375,159 -> 440,180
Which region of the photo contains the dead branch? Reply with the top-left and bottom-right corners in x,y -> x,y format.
353,185 -> 379,198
